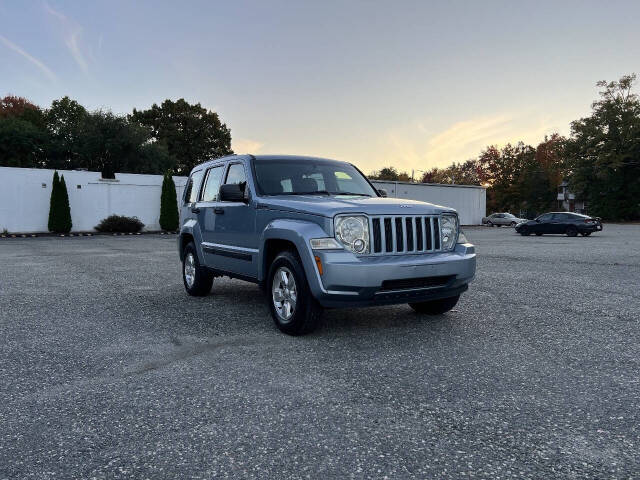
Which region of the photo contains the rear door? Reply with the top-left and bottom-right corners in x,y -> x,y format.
194,163 -> 227,269
536,213 -> 554,233
550,213 -> 568,234
211,161 -> 259,278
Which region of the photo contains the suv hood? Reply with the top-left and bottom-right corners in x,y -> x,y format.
258,195 -> 455,217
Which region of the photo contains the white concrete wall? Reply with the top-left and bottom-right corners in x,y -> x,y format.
0,167 -> 187,233
371,180 -> 486,225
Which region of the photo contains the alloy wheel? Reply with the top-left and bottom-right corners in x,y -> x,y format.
184,253 -> 196,288
272,266 -> 297,322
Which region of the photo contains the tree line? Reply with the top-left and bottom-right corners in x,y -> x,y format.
0,96 -> 233,177
369,75 -> 640,221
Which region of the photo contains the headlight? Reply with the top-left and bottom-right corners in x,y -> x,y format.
334,215 -> 369,254
440,214 -> 459,250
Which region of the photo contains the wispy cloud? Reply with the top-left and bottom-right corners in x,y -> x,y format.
43,1 -> 66,21
0,34 -> 56,81
65,30 -> 89,74
233,138 -> 264,154
376,113 -> 563,171
43,1 -> 90,75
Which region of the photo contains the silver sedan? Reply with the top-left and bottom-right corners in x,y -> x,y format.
482,213 -> 526,227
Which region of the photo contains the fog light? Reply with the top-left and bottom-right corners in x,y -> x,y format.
353,239 -> 365,253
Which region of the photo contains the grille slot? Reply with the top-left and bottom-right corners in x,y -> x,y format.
372,218 -> 382,253
368,215 -> 442,256
395,218 -> 404,252
380,275 -> 454,291
384,218 -> 393,252
405,218 -> 414,251
433,217 -> 440,250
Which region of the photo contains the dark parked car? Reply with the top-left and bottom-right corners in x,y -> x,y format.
515,212 -> 603,237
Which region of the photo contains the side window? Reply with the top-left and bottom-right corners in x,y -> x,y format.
201,165 -> 225,202
538,214 -> 552,222
225,163 -> 247,185
184,170 -> 204,204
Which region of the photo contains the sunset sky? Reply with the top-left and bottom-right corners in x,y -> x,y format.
2,0 -> 639,173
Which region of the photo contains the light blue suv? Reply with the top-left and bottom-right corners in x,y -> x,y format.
179,155 -> 476,335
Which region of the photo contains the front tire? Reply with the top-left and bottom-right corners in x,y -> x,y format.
581,231 -> 592,237
409,295 -> 460,315
487,221 -> 493,227
519,226 -> 530,236
182,242 -> 214,296
510,221 -> 517,227
267,250 -> 323,335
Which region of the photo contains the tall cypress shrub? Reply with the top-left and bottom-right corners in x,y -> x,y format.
47,171 -> 72,233
47,171 -> 60,232
159,171 -> 179,231
58,174 -> 72,232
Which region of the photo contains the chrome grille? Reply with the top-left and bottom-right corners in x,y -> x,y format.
368,215 -> 442,255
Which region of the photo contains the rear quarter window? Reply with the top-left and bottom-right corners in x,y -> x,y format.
184,170 -> 204,204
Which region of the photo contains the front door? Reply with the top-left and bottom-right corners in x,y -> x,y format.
211,162 -> 259,278
194,163 -> 227,270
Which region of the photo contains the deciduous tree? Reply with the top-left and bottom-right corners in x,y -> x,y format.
130,99 -> 232,174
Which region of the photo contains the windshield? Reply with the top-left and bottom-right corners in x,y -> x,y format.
253,159 -> 378,197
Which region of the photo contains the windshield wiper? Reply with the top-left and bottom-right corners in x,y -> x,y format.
280,190 -> 331,196
331,192 -> 371,197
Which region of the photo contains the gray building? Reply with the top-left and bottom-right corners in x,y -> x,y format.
370,180 -> 486,225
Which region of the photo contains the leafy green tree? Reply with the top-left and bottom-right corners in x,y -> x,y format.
130,99 -> 232,174
77,110 -> 172,178
369,166 -> 412,181
0,96 -> 49,168
421,159 -> 484,185
47,171 -> 72,233
0,116 -> 48,167
566,74 -> 640,220
45,96 -> 87,170
159,172 -> 179,231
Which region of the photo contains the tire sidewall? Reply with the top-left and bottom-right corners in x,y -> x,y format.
182,242 -> 212,296
267,251 -> 317,334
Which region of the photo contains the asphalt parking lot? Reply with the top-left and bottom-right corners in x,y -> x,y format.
1,225 -> 639,479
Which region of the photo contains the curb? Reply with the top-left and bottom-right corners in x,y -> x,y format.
0,231 -> 179,239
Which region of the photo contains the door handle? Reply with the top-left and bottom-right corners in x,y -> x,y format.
214,208 -> 225,214
191,207 -> 200,214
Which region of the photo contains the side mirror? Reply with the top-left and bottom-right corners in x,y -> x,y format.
378,188 -> 388,197
219,183 -> 248,203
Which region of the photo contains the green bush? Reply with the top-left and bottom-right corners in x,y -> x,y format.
47,171 -> 72,233
159,171 -> 179,231
95,215 -> 144,233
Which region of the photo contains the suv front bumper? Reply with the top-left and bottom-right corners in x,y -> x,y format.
309,243 -> 476,308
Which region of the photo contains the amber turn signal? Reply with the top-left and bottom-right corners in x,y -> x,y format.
314,255 -> 323,275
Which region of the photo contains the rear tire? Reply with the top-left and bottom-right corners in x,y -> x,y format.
182,242 -> 214,296
409,295 -> 460,315
566,226 -> 578,237
267,250 -> 323,335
